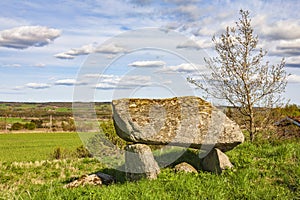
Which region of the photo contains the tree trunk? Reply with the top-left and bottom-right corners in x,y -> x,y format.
249,106 -> 255,142
4,115 -> 7,133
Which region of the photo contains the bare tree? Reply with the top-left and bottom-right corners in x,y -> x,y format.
188,10 -> 288,141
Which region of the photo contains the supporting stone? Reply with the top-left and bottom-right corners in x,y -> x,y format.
201,148 -> 233,174
125,144 -> 160,181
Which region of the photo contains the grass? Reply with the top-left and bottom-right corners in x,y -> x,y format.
0,117 -> 29,124
0,132 -> 82,162
0,132 -> 299,199
55,107 -> 72,112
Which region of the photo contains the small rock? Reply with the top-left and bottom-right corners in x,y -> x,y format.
125,144 -> 160,181
64,174 -> 102,188
174,162 -> 198,173
201,148 -> 233,174
95,172 -> 116,185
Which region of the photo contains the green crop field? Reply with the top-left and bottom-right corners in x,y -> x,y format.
0,131 -> 299,199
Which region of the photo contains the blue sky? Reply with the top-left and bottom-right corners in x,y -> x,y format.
0,0 -> 300,104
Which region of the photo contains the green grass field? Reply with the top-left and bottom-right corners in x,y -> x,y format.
0,117 -> 29,124
0,132 -> 82,162
0,132 -> 299,199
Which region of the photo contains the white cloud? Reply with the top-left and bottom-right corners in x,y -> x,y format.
55,43 -> 127,59
3,63 -> 21,68
54,78 -> 88,86
252,14 -> 300,40
267,39 -> 300,58
286,56 -> 300,66
95,74 -> 151,89
95,43 -> 127,54
64,44 -> 94,56
54,79 -> 77,86
275,39 -> 300,57
288,74 -> 300,84
26,83 -> 51,89
54,53 -> 75,59
260,20 -> 300,40
0,26 -> 61,49
176,40 -> 201,50
95,83 -> 117,90
12,86 -> 25,91
84,74 -> 116,79
33,63 -> 46,67
54,44 -> 94,59
128,60 -> 166,68
176,39 -> 213,50
158,63 -> 206,73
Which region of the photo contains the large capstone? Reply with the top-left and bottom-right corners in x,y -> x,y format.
113,96 -> 244,152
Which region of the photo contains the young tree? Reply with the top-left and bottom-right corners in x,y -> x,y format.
189,10 -> 288,141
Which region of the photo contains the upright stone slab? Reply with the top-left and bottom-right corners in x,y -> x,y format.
125,144 -> 160,181
201,148 -> 233,174
113,96 -> 244,152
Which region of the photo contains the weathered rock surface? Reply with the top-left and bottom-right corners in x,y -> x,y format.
125,144 -> 160,181
64,172 -> 116,188
113,96 -> 244,152
64,174 -> 102,188
174,162 -> 198,173
201,148 -> 233,174
95,172 -> 116,185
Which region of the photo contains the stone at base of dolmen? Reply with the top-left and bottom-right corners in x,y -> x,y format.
112,96 -> 244,152
174,162 -> 198,173
125,144 -> 160,181
201,148 -> 233,174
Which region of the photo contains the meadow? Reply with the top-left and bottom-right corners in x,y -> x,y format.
0,132 -> 299,199
0,132 -> 82,162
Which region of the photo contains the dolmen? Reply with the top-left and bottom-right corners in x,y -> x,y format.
112,96 -> 244,180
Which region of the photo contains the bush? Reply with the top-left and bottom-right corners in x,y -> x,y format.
11,122 -> 23,130
50,147 -> 63,159
50,146 -> 92,160
31,119 -> 43,128
61,119 -> 76,131
75,145 -> 92,158
99,120 -> 128,149
24,122 -> 36,130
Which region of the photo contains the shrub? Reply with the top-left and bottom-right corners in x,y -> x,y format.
50,147 -> 63,159
99,120 -> 128,149
50,146 -> 92,160
75,145 -> 92,158
11,122 -> 23,130
31,119 -> 43,128
24,122 -> 36,130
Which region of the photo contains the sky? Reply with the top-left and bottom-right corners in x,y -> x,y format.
0,0 -> 300,105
